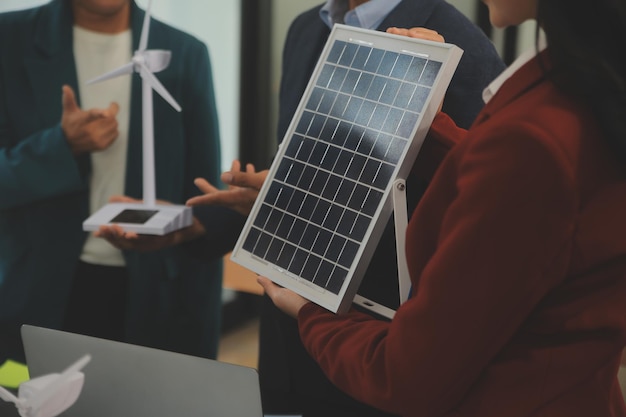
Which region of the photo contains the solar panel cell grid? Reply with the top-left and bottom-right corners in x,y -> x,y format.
245,38 -> 427,291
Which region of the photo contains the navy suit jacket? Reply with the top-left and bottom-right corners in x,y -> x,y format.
0,0 -> 244,362
259,1 -> 506,416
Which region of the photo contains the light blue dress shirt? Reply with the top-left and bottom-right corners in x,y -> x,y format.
319,0 -> 403,29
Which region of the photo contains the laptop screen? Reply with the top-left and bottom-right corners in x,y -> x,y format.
21,325 -> 263,417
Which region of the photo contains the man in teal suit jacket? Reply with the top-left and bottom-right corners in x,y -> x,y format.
0,0 -> 245,363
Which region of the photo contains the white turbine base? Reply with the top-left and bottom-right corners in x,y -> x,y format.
83,202 -> 192,236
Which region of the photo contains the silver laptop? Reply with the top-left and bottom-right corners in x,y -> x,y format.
21,325 -> 263,417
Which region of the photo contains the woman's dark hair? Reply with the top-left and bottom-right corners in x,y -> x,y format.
537,0 -> 626,166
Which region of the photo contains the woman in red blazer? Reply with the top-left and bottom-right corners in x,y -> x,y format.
259,0 -> 626,416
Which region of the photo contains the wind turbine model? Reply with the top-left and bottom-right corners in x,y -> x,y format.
0,355 -> 91,417
82,0 -> 193,235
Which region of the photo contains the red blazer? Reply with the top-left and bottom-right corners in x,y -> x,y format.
298,53 -> 626,417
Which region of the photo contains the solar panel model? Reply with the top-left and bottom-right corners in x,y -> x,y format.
232,24 -> 463,314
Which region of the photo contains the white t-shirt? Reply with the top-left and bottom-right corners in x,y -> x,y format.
74,26 -> 132,266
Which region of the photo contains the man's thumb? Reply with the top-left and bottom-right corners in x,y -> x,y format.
61,85 -> 80,113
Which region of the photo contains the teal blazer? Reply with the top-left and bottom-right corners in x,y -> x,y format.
0,0 -> 244,362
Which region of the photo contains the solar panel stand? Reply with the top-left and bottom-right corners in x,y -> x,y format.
352,177 -> 410,318
392,178 -> 411,305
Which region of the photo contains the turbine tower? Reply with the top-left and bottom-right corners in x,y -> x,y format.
88,0 -> 179,206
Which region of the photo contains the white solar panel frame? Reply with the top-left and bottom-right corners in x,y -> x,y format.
232,24 -> 462,313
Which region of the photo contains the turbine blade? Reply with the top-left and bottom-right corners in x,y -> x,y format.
86,62 -> 134,85
139,63 -> 182,112
138,0 -> 153,52
0,385 -> 20,404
